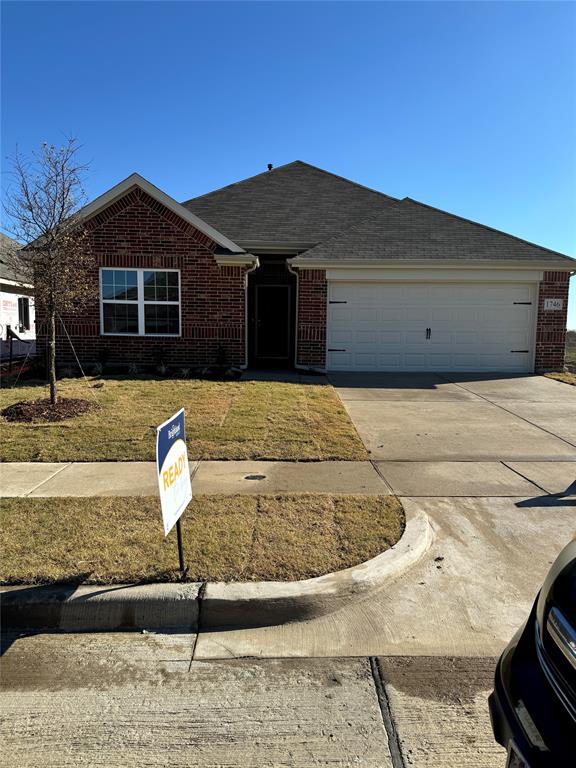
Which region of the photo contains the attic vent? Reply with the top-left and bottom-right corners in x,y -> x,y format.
267,163 -> 273,171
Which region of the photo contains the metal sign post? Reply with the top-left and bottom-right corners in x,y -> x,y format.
156,408 -> 192,578
175,519 -> 186,575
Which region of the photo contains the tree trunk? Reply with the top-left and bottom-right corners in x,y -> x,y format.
48,306 -> 57,405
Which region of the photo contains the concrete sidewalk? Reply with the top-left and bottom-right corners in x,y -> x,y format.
3,458 -> 575,497
0,460 -> 389,497
0,461 -> 576,498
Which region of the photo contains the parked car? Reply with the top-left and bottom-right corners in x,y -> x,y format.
489,539 -> 575,766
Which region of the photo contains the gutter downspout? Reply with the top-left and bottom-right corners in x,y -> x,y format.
241,256 -> 260,370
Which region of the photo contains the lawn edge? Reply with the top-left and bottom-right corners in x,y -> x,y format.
1,508 -> 432,632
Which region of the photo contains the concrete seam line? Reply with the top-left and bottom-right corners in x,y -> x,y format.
500,460 -> 549,494
370,460 -> 395,494
23,463 -> 71,497
190,581 -> 207,667
369,657 -> 405,768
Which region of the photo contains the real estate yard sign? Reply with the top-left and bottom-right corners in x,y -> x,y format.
156,408 -> 192,542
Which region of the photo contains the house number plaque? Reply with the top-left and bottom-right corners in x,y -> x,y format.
544,298 -> 564,311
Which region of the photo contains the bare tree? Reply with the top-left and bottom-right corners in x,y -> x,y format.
3,139 -> 94,404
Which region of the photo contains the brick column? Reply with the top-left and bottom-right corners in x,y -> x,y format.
296,269 -> 327,369
534,271 -> 571,371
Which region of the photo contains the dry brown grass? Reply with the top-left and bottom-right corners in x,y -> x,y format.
0,494 -> 403,584
545,372 -> 576,386
0,376 -> 367,462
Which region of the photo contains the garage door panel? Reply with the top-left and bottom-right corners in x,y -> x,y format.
380,331 -> 404,346
330,330 -> 353,345
326,281 -> 536,372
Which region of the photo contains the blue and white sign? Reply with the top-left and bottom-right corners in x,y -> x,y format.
156,408 -> 192,536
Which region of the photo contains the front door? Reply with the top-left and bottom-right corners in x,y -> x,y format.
253,284 -> 292,366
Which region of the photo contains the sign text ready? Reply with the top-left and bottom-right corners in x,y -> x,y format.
156,408 -> 192,536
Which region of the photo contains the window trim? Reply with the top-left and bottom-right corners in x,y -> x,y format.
99,267 -> 182,337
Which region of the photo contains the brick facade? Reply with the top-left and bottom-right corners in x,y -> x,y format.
38,187 -> 249,371
534,270 -> 571,372
295,269 -> 327,368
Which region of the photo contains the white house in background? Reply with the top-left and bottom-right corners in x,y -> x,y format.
0,232 -> 36,360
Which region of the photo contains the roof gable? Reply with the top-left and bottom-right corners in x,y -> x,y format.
79,173 -> 245,253
182,161 -> 398,245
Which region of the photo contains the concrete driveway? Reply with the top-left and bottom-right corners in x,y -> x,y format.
330,372 -> 576,496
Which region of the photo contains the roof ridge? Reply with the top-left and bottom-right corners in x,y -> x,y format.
404,198 -> 573,261
180,161 -> 303,205
292,161 -> 398,203
181,160 -> 398,206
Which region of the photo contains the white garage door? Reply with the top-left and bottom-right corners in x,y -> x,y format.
326,282 -> 537,372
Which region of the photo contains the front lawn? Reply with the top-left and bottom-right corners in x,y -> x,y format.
0,376 -> 367,462
0,494 -> 403,583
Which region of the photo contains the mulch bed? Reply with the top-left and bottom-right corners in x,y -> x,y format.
1,397 -> 96,423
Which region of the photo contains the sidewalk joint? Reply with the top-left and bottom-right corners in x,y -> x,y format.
23,463 -> 72,497
189,581 -> 207,668
369,656 -> 405,768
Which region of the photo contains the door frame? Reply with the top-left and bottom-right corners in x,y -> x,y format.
247,259 -> 297,368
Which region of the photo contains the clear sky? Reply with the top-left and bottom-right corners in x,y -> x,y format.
2,1 -> 575,326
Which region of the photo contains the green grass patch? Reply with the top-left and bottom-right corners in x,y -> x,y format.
0,376 -> 367,462
0,494 -> 404,584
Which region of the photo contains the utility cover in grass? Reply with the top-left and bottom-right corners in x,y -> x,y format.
0,494 -> 404,584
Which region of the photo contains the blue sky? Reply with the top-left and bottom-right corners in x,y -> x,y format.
2,1 -> 575,326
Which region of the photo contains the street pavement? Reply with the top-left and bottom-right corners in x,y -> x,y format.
1,631 -> 503,767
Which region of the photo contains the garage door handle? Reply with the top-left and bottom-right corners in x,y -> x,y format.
328,348 -> 346,352
329,300 -> 348,304
426,327 -> 431,340
510,350 -> 529,353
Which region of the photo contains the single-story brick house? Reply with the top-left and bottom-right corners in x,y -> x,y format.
46,161 -> 574,373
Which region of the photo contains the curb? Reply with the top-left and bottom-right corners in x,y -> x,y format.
201,508 -> 432,629
1,583 -> 200,632
1,510 -> 432,633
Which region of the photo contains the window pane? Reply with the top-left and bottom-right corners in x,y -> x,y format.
144,304 -> 179,335
101,270 -> 115,299
125,270 -> 138,300
104,270 -> 138,301
103,302 -> 139,334
143,271 -> 178,303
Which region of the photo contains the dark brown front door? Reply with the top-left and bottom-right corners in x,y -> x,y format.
248,257 -> 295,368
254,284 -> 291,364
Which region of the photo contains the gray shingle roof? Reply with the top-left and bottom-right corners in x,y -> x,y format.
0,232 -> 29,283
182,161 -> 397,245
293,198 -> 575,265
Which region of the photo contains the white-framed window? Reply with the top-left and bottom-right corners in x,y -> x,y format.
100,267 -> 181,336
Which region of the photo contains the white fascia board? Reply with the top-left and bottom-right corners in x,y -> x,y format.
79,173 -> 245,253
214,253 -> 258,267
289,258 -> 576,271
0,277 -> 33,289
326,267 -> 544,283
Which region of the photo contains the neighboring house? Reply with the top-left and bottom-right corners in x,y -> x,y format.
0,232 -> 36,360
42,161 -> 574,373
